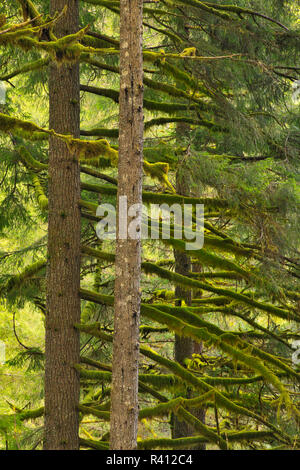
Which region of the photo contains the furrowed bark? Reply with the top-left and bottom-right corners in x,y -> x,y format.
172,125 -> 194,441
171,13 -> 193,441
44,0 -> 81,450
109,0 -> 144,450
172,13 -> 206,446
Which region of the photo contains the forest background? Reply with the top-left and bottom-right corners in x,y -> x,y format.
0,0 -> 299,450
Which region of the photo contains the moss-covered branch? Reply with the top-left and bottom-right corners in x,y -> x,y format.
138,430 -> 275,449
0,260 -> 46,296
74,323 -> 291,442
0,58 -> 49,81
17,145 -> 48,171
16,0 -> 41,23
30,173 -> 48,210
201,2 -> 290,31
78,287 -> 300,389
80,84 -> 202,114
79,183 -> 228,209
81,246 -> 298,320
78,391 -> 227,449
141,262 -> 298,321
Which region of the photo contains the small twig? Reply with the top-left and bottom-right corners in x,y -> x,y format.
13,311 -> 30,350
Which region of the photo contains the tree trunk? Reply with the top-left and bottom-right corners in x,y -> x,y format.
172,139 -> 193,440
109,0 -> 144,450
172,124 -> 206,449
44,0 -> 81,450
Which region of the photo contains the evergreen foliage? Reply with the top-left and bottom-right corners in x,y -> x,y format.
0,0 -> 299,450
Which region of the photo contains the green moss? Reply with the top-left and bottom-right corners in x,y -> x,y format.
31,173 -> 48,210
81,244 -> 297,321
80,155 -> 112,168
203,235 -> 252,257
141,305 -> 296,410
76,138 -> 174,188
76,363 -> 184,393
17,0 -> 41,22
168,0 -> 232,20
0,14 -> 6,28
17,145 -> 48,171
138,430 -> 274,449
81,56 -> 217,112
140,325 -> 169,335
142,261 -> 297,321
80,182 -> 227,210
143,161 -> 175,192
18,407 -> 44,421
78,282 -> 300,387
153,304 -> 299,380
1,260 -> 46,296
0,21 -> 90,63
74,322 -> 292,442
80,0 -> 120,10
156,61 -> 215,101
192,296 -> 231,305
0,27 -> 37,47
157,237 -> 250,279
81,246 -> 296,320
80,84 -> 202,114
0,112 -> 44,135
152,289 -> 175,301
68,138 -> 118,165
189,271 -> 243,280
144,116 -> 223,133
78,404 -> 110,421
140,347 -> 291,441
0,58 -> 49,81
76,359 -> 225,448
80,127 -> 118,138
178,406 -> 228,449
140,391 -> 214,419
81,34 -> 119,49
79,438 -> 109,450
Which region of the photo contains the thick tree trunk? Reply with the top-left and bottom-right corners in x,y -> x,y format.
109,0 -> 144,450
171,9 -> 207,445
44,0 -> 81,450
172,148 -> 193,440
172,125 -> 206,449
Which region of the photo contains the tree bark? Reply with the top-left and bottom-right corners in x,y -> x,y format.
44,0 -> 81,450
109,0 -> 144,450
172,125 -> 206,449
172,142 -> 193,440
